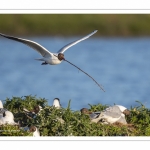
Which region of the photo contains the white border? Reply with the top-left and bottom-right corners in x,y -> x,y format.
0,0 -> 150,9
0,0 -> 150,148
0,10 -> 150,14
0,137 -> 150,140
0,0 -> 150,13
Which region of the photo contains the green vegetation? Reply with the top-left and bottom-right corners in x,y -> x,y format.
1,14 -> 150,36
1,95 -> 150,136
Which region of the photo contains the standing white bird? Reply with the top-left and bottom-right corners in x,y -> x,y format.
52,98 -> 61,109
0,30 -> 105,92
52,98 -> 64,124
0,100 -> 3,108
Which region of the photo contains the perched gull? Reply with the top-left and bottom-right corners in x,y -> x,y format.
80,105 -> 130,124
98,105 -> 130,125
52,98 -> 61,109
0,100 -> 8,119
52,98 -> 64,124
0,30 -> 97,65
0,100 -> 3,108
0,110 -> 18,125
23,105 -> 42,119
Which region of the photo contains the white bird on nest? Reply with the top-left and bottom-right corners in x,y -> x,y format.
0,100 -> 18,125
0,110 -> 18,125
98,105 -> 130,124
80,105 -> 130,124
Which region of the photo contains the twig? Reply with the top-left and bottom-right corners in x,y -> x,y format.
54,54 -> 105,92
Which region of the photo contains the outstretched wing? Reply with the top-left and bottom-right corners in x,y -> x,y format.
57,30 -> 98,53
0,33 -> 52,57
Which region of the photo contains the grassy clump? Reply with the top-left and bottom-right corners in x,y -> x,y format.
1,95 -> 150,136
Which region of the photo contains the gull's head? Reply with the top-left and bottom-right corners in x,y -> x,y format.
116,105 -> 130,116
33,105 -> 43,114
29,126 -> 37,132
80,108 -> 92,114
58,53 -> 65,61
53,98 -> 61,108
0,100 -> 3,108
29,126 -> 40,137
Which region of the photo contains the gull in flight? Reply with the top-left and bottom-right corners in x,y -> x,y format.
0,30 -> 98,65
0,30 -> 105,92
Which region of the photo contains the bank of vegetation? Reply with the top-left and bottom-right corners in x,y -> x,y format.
0,95 -> 150,136
1,14 -> 150,36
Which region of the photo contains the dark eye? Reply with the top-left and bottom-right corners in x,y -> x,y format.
3,112 -> 6,117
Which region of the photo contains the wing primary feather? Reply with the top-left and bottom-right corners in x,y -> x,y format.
58,30 -> 98,53
0,33 -> 52,57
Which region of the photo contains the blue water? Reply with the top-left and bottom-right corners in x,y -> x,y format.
0,36 -> 150,110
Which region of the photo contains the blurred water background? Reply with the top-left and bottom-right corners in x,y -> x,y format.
0,36 -> 150,110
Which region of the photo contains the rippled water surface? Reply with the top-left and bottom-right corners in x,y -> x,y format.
0,36 -> 150,110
